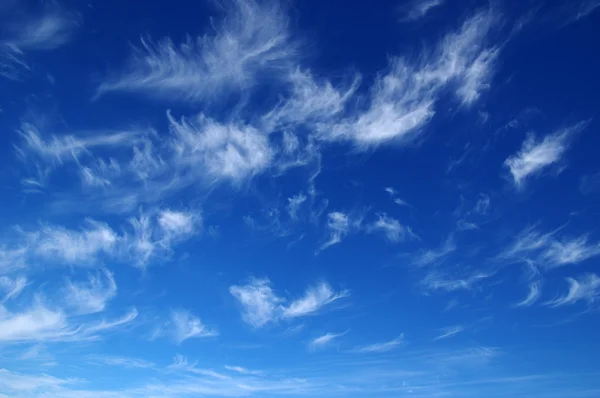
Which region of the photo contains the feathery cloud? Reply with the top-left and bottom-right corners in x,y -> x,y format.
367,214 -> 408,242
224,365 -> 262,375
33,221 -> 118,265
422,269 -> 494,293
399,0 -> 445,22
352,335 -> 404,353
319,9 -> 499,147
0,276 -> 28,303
317,211 -> 363,253
96,0 -> 295,102
168,355 -> 228,379
167,112 -> 273,184
282,282 -> 349,318
546,274 -> 600,307
169,310 -> 217,343
499,226 -> 600,269
434,325 -> 465,341
515,281 -> 542,307
63,269 -> 117,314
413,236 -> 456,266
309,331 -> 346,351
230,279 -> 348,327
504,121 -> 588,187
287,193 -> 307,220
229,278 -> 283,328
88,355 -> 155,369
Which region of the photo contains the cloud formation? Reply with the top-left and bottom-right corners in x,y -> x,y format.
230,279 -> 348,327
504,121 -> 588,187
96,0 -> 295,102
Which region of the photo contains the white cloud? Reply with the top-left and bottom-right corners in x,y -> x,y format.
282,282 -> 349,318
546,274 -> 600,307
413,236 -> 456,266
399,0 -> 445,22
498,226 -> 600,269
504,121 -> 588,187
33,220 -> 118,265
515,281 -> 542,307
309,331 -> 346,351
421,269 -> 494,293
263,68 -> 360,128
434,325 -> 465,341
167,354 -> 229,379
88,355 -> 155,369
96,0 -> 295,102
230,278 -> 283,328
0,368 -> 76,393
4,3 -> 79,51
287,193 -> 307,220
326,10 -> 498,148
367,214 -> 407,242
540,236 -> 600,268
473,193 -> 490,215
317,211 -> 362,253
0,2 -> 78,80
456,220 -> 479,231
169,310 -> 217,343
80,308 -> 138,336
63,269 -> 117,314
0,276 -> 28,303
352,335 -> 404,353
230,279 -> 347,327
157,209 -> 198,238
167,112 -> 273,184
224,365 -> 262,375
0,301 -> 69,342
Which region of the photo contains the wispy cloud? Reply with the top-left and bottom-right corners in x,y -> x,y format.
0,276 -> 28,303
32,220 -> 118,265
167,310 -> 217,343
229,278 -> 283,328
287,193 -> 307,220
230,279 -> 348,327
0,294 -> 137,343
319,9 -> 499,148
3,3 -> 79,51
282,282 -> 349,318
352,335 -> 404,353
168,354 -> 229,379
504,121 -> 588,187
167,112 -> 273,184
434,325 -> 465,341
545,273 -> 600,307
367,214 -> 409,242
88,355 -> 155,369
421,268 -> 494,293
317,211 -> 363,253
96,0 -> 295,102
0,2 -> 79,79
399,0 -> 445,22
309,331 -> 347,351
413,236 -> 456,266
498,225 -> 600,269
63,269 -> 117,314
515,281 -> 542,307
224,365 -> 262,376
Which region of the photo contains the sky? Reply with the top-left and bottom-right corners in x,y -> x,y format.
1,0 -> 600,397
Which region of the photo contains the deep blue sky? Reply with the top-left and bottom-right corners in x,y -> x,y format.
1,0 -> 600,397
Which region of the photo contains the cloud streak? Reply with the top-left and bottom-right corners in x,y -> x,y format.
96,0 -> 295,102
504,121 -> 588,187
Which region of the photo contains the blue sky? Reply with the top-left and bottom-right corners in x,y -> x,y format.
1,0 -> 600,396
